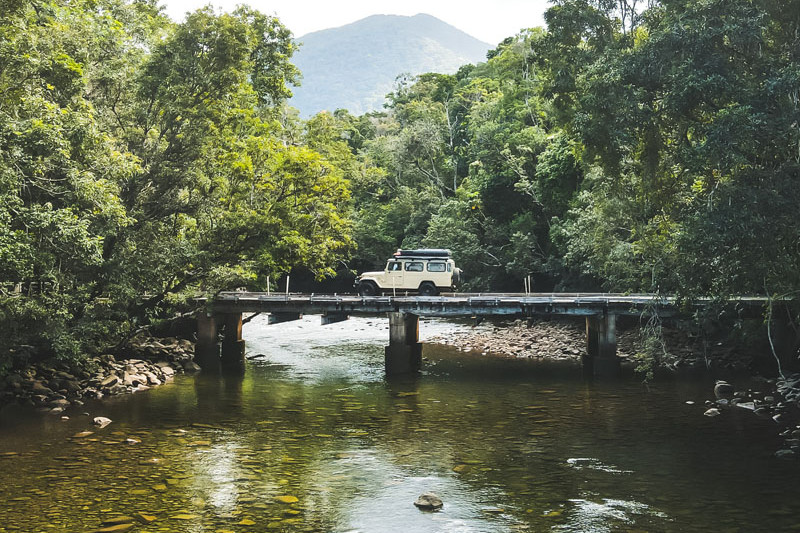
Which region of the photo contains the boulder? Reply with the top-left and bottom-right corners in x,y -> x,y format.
108,384 -> 128,395
63,380 -> 82,393
414,493 -> 443,511
714,381 -> 734,400
100,375 -> 119,388
32,394 -> 49,405
31,381 -> 53,395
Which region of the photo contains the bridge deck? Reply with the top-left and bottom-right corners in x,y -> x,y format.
212,292 -> 767,319
198,292 -> 771,376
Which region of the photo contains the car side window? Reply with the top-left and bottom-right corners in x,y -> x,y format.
388,261 -> 402,271
405,262 -> 423,272
427,262 -> 446,272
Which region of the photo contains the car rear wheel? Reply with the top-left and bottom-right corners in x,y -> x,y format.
358,281 -> 378,296
418,282 -> 438,296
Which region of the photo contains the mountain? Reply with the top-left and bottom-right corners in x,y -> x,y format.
289,14 -> 492,117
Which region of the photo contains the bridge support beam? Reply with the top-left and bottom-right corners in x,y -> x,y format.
584,313 -> 620,377
321,312 -> 349,325
385,312 -> 422,375
221,312 -> 246,374
268,312 -> 302,325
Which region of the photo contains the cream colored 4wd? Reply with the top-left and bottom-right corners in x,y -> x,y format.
354,249 -> 462,296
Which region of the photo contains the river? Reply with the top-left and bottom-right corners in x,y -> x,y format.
0,315 -> 797,532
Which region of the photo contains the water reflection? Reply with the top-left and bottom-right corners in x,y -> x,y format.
0,316 -> 797,532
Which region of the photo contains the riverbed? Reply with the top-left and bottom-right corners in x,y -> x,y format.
0,315 -> 797,532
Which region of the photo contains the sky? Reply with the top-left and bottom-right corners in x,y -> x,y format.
159,0 -> 552,45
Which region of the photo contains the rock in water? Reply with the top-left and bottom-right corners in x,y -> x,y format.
90,524 -> 134,533
775,449 -> 796,460
703,408 -> 721,417
414,493 -> 443,511
183,360 -> 202,373
93,416 -> 112,428
714,381 -> 734,400
100,516 -> 135,526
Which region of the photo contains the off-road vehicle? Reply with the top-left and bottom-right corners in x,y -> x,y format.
354,249 -> 462,296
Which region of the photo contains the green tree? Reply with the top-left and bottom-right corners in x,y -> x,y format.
0,1 -> 354,370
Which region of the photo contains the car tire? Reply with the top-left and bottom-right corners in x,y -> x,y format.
358,281 -> 378,296
452,268 -> 462,285
419,282 -> 438,296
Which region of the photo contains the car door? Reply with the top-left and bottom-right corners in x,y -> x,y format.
385,260 -> 404,290
403,260 -> 424,289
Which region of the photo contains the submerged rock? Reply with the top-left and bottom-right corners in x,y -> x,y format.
414,492 -> 443,511
101,516 -> 135,526
703,408 -> 721,417
90,524 -> 134,533
135,512 -> 156,523
183,360 -> 202,373
93,416 -> 112,428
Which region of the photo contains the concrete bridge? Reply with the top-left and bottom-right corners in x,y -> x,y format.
196,292 -> 768,376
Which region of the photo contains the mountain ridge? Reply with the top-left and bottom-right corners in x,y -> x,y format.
290,14 -> 491,117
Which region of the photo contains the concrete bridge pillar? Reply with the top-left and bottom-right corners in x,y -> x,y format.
195,312 -> 245,373
221,312 -> 246,374
385,312 -> 422,375
195,313 -> 221,373
584,313 -> 620,376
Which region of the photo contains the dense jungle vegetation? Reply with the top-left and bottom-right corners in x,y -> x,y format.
1,0 -> 799,373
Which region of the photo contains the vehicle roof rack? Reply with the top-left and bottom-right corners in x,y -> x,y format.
393,248 -> 451,258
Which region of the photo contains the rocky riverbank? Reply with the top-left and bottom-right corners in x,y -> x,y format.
427,317 -> 754,370
704,374 -> 800,459
0,335 -> 199,413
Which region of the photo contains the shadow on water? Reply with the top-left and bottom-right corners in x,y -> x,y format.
0,316 -> 797,532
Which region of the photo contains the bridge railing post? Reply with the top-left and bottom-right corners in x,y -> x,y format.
385,312 -> 422,375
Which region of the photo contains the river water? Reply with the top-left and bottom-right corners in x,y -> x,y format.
0,316 -> 797,532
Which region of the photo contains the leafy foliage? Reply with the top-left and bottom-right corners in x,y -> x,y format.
0,0 -> 353,367
3,0 -> 799,377
340,0 -> 800,309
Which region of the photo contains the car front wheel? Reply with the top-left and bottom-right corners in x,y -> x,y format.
358,281 -> 378,296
